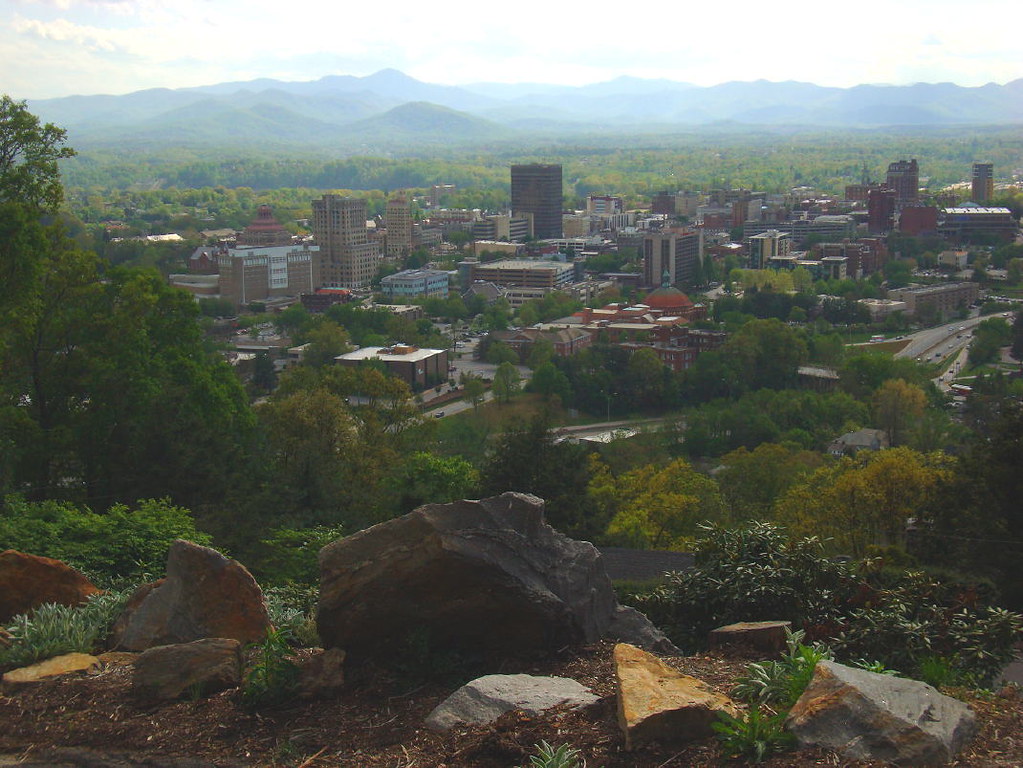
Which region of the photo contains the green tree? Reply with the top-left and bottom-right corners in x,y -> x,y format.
461,372 -> 486,410
394,451 -> 480,513
872,378 -> 927,447
492,361 -> 521,403
0,95 -> 76,210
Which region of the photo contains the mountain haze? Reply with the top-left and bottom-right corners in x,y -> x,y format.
27,70 -> 1023,151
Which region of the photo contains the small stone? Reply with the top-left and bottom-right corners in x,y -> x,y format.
132,638 -> 242,702
708,620 -> 791,654
298,647 -> 346,697
425,674 -> 599,732
2,653 -> 99,690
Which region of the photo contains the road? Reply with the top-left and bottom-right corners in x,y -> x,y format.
894,315 -> 984,362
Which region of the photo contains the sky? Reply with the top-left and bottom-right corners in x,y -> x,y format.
2,0 -> 1020,100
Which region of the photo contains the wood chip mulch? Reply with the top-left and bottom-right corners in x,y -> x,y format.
1,643 -> 1021,767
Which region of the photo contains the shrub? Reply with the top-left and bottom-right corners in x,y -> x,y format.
521,741 -> 585,768
1,590 -> 130,668
731,629 -> 832,708
713,706 -> 795,763
241,629 -> 299,709
264,584 -> 319,648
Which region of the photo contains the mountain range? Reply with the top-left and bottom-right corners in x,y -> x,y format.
28,69 -> 1023,151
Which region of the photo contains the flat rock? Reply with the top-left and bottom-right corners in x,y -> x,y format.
2,653 -> 99,690
425,674 -> 600,732
317,493 -> 675,663
297,647 -> 346,698
708,620 -> 791,653
132,638 -> 242,702
112,540 -> 270,651
614,642 -> 739,750
0,550 -> 100,623
786,660 -> 977,765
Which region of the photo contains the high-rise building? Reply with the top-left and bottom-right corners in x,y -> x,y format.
747,230 -> 791,270
885,159 -> 919,210
972,163 -> 994,204
867,187 -> 896,235
385,195 -> 413,259
511,164 -> 563,239
312,194 -> 381,288
642,230 -> 702,287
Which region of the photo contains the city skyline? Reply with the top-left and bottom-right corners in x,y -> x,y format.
1,0 -> 1019,100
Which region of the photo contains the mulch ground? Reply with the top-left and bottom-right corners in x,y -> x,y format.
1,642 -> 1021,767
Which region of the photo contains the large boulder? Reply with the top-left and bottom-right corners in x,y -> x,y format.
614,643 -> 740,750
316,493 -> 674,661
0,550 -> 100,623
786,660 -> 977,765
425,674 -> 600,732
112,540 -> 270,651
132,638 -> 242,702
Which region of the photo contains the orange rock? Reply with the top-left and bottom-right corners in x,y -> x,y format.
0,550 -> 100,623
1,653 -> 99,690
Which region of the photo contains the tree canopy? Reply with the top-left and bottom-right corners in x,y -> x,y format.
0,95 -> 76,211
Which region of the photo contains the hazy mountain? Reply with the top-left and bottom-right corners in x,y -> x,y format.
27,69 -> 1023,151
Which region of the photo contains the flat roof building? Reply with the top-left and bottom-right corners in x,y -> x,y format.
511,164 -> 563,239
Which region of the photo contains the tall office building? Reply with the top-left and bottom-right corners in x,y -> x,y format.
385,195 -> 413,259
972,163 -> 994,204
867,187 -> 897,234
511,164 -> 563,239
885,159 -> 919,210
642,230 -> 702,287
312,194 -> 381,288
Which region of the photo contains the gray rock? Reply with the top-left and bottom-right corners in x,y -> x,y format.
316,493 -> 675,662
132,638 -> 242,702
113,540 -> 270,651
786,660 -> 977,765
425,674 -> 600,731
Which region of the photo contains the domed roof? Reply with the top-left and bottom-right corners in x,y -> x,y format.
645,285 -> 694,310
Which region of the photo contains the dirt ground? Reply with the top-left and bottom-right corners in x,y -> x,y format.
1,642 -> 1021,767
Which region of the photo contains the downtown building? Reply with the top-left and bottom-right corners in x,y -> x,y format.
642,230 -> 703,288
312,194 -> 381,288
511,164 -> 563,239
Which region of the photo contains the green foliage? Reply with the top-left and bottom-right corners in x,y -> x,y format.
1,591 -> 129,668
731,629 -> 832,707
263,584 -> 320,648
241,629 -> 299,709
521,741 -> 585,768
0,497 -> 210,585
254,524 -> 345,586
712,706 -> 795,763
0,95 -> 76,211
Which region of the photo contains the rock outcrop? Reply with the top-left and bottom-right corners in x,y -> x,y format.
132,638 -> 242,702
614,643 -> 740,750
316,493 -> 675,662
0,550 -> 100,623
425,674 -> 600,732
1,653 -> 99,691
112,540 -> 270,651
786,660 -> 977,765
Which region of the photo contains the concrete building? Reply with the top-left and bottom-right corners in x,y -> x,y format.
336,344 -> 449,391
748,230 -> 791,270
886,159 -> 920,210
642,230 -> 702,287
218,243 -> 320,307
379,268 -> 449,300
471,213 -> 533,242
972,163 -> 994,204
938,206 -> 1018,243
312,194 -> 381,288
886,282 -> 980,320
587,195 -> 624,215
859,298 -> 909,322
384,195 -> 414,259
468,259 -> 574,291
511,164 -> 563,239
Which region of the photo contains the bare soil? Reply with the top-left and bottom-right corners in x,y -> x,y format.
1,643 -> 1021,767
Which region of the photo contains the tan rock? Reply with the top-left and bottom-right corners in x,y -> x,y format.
614,643 -> 739,750
97,651 -> 138,668
2,653 -> 99,690
133,638 -> 242,702
708,620 -> 791,654
0,550 -> 101,624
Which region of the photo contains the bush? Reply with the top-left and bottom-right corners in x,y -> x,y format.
731,629 -> 832,708
1,591 -> 130,668
713,706 -> 795,763
0,497 -> 209,586
632,522 -> 1023,686
241,629 -> 299,709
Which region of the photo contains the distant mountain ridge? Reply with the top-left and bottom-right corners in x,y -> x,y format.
28,69 -> 1023,150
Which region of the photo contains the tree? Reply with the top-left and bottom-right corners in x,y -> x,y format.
0,95 -> 76,210
717,443 -> 825,522
872,378 -> 927,446
492,361 -> 521,403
